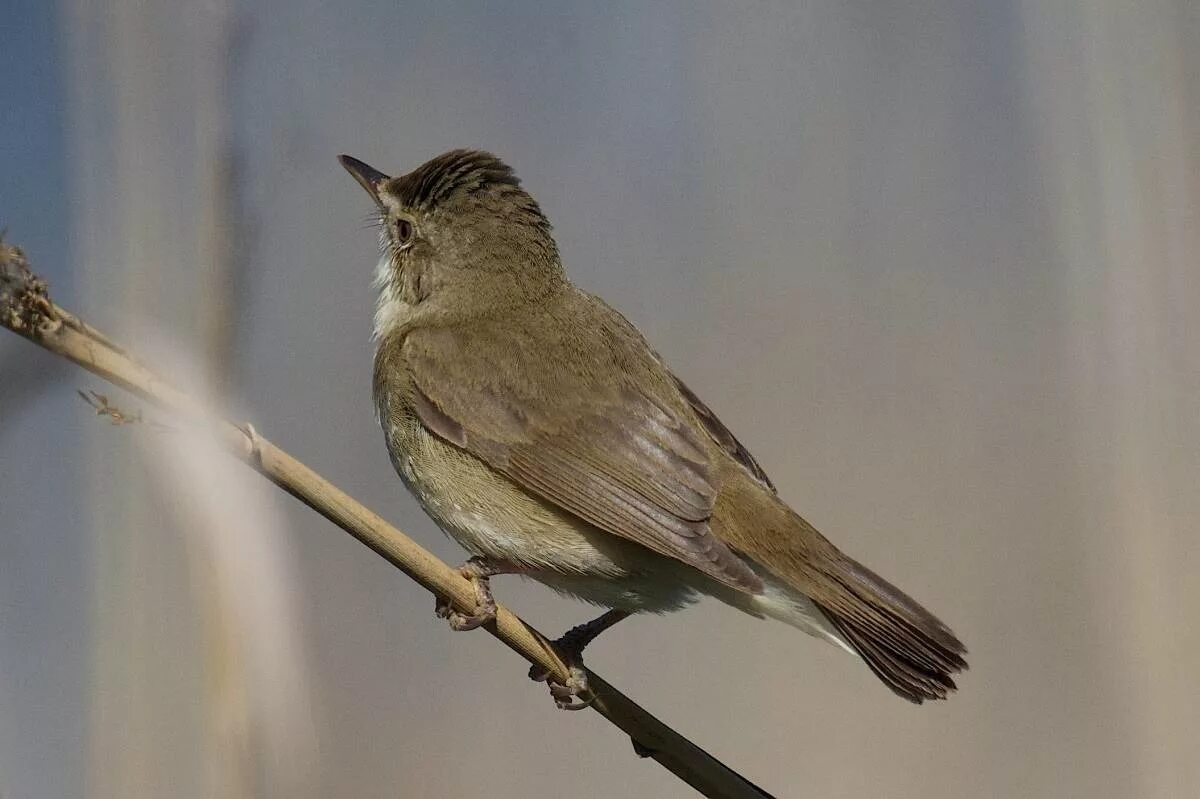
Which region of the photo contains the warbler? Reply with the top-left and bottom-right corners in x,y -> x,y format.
340,150 -> 966,709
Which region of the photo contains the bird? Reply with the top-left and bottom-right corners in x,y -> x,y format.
339,149 -> 967,709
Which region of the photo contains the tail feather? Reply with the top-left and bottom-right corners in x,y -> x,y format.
713,478 -> 968,703
814,557 -> 967,703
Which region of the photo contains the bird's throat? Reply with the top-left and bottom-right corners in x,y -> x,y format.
373,255 -> 415,340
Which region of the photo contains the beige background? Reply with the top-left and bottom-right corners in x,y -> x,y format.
2,1 -> 1198,797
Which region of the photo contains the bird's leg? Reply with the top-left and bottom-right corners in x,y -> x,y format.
529,608 -> 631,710
434,556 -> 518,631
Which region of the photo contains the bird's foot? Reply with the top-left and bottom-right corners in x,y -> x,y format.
527,609 -> 630,710
529,657 -> 594,711
434,557 -> 503,631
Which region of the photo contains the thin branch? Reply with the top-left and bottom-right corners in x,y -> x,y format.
0,239 -> 777,799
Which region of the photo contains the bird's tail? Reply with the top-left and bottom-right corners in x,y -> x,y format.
743,557 -> 966,703
717,487 -> 968,703
809,554 -> 967,703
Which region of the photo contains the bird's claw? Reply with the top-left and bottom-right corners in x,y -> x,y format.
434,561 -> 497,631
529,661 -> 594,710
526,609 -> 629,710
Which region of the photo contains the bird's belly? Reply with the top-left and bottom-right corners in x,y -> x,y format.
391,433 -> 605,572
383,414 -> 699,612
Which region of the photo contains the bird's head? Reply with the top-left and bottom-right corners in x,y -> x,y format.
339,150 -> 563,338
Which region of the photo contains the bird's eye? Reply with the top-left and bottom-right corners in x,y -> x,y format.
395,218 -> 414,245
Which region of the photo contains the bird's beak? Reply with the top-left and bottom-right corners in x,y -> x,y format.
338,155 -> 391,206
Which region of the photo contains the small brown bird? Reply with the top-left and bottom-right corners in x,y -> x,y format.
340,150 -> 966,709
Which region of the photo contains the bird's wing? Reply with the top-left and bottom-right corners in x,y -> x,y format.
401,312 -> 764,594
669,374 -> 777,493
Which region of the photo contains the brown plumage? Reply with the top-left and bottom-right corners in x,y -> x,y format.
344,149 -> 967,704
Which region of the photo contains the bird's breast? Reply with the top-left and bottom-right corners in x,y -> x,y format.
377,395 -> 602,570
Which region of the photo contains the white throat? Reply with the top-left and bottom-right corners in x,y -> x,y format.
372,254 -> 411,340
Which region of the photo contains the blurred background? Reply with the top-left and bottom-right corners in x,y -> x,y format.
2,1 -> 1198,797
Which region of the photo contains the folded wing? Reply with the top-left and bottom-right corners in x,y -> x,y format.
404,321 -> 763,594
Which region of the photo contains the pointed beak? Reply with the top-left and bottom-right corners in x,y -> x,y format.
338,155 -> 390,205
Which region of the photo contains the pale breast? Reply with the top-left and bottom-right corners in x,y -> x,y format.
380,401 -> 631,576
373,337 -> 702,612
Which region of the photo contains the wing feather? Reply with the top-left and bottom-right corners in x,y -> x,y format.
403,318 -> 763,594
